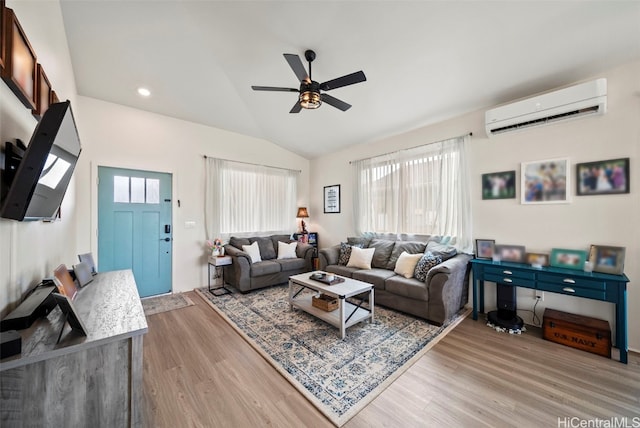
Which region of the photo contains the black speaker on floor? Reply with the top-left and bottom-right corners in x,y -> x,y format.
487,282 -> 524,330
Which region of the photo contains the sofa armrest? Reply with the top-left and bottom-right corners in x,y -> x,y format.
425,253 -> 472,324
224,245 -> 251,262
318,245 -> 340,270
223,245 -> 252,291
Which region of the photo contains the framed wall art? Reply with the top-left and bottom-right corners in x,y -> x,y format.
482,170 -> 516,200
521,158 -> 570,204
475,239 -> 495,259
549,248 -> 587,270
576,158 -> 629,196
588,245 -> 625,275
324,184 -> 340,213
495,244 -> 526,263
1,7 -> 37,109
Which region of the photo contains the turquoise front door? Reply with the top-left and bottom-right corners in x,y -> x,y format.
98,166 -> 172,297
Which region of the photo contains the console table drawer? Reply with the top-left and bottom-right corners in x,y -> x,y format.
537,273 -> 606,290
484,273 -> 535,288
538,281 -> 606,300
482,266 -> 536,280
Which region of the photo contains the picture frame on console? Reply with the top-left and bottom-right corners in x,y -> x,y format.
576,158 -> 629,196
589,245 -> 625,275
526,252 -> 549,268
550,248 -> 588,270
475,239 -> 495,259
324,184 -> 340,213
521,158 -> 570,204
495,244 -> 526,263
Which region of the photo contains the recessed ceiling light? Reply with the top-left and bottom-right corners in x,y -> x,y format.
137,87 -> 151,97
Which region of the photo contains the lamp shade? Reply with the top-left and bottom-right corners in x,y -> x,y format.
296,207 -> 309,218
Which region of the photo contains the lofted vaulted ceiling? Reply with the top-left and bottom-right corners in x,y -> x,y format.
59,1 -> 640,159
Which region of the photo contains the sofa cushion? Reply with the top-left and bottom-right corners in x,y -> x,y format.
249,236 -> 277,260
386,241 -> 427,270
271,235 -> 292,252
242,241 -> 262,263
325,265 -> 359,278
347,247 -> 375,270
250,260 -> 281,276
277,241 -> 298,259
277,258 -> 307,272
229,236 -> 250,249
414,252 -> 443,282
394,252 -> 423,278
352,269 -> 396,290
426,241 -> 457,261
385,276 -> 429,301
368,239 -> 396,269
347,236 -> 372,248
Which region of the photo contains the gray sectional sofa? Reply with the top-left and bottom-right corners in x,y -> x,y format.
223,234 -> 315,292
318,234 -> 472,325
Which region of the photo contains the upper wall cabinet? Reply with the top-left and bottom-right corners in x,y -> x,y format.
1,6 -> 38,110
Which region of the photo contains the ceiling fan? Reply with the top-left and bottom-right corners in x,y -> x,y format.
251,50 -> 366,113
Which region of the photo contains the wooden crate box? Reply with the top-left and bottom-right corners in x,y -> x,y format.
542,308 -> 611,358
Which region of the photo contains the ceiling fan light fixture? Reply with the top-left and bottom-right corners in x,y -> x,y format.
299,91 -> 321,109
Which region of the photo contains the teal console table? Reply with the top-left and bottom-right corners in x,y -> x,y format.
470,258 -> 629,363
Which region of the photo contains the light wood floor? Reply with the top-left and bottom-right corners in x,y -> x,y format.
143,291 -> 640,427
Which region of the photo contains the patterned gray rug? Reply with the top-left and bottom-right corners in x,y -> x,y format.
195,285 -> 467,426
142,293 -> 194,316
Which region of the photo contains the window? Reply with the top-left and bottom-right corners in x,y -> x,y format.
352,135 -> 472,252
205,158 -> 298,239
113,176 -> 160,204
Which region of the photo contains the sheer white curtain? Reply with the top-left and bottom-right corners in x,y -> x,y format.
353,135 -> 472,253
204,157 -> 298,241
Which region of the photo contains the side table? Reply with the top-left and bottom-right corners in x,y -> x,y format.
208,255 -> 232,296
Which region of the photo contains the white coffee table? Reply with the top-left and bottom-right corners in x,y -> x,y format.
288,272 -> 374,339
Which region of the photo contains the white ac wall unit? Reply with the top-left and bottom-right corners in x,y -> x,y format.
485,78 -> 607,137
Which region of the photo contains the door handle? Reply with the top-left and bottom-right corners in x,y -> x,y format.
160,237 -> 171,242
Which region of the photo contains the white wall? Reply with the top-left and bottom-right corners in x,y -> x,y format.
73,96 -> 310,294
0,1 -> 79,315
310,60 -> 640,352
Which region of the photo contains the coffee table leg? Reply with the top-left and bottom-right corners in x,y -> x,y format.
288,280 -> 293,310
369,287 -> 374,322
339,296 -> 346,339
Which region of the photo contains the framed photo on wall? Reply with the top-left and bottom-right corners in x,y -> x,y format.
576,158 -> 629,196
324,184 -> 340,213
1,7 -> 37,109
521,158 -> 570,204
0,0 -> 6,72
482,170 -> 516,200
34,63 -> 52,118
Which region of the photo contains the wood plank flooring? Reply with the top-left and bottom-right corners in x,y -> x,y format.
143,291 -> 640,427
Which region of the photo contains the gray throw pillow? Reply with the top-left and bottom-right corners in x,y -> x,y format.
386,241 -> 427,270
229,236 -> 250,250
414,252 -> 443,282
368,239 -> 396,269
249,237 -> 276,260
425,241 -> 457,261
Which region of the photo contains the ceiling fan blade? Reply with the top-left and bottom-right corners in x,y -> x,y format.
289,102 -> 303,114
251,86 -> 299,92
283,54 -> 310,83
321,94 -> 351,111
320,71 -> 366,91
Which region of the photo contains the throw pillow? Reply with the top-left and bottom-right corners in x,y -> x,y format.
250,237 -> 276,260
277,241 -> 297,259
338,242 -> 352,266
394,251 -> 424,279
346,246 -> 375,270
425,241 -> 457,261
414,252 -> 443,282
242,241 -> 262,264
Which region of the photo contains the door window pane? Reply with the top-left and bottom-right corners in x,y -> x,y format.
146,178 -> 160,204
113,176 -> 129,203
131,177 -> 145,203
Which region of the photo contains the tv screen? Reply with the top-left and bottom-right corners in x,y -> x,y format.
0,100 -> 82,221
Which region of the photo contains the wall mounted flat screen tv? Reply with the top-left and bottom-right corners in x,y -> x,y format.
1,100 -> 82,221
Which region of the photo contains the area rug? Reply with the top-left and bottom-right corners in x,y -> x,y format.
142,293 -> 194,316
195,285 -> 468,426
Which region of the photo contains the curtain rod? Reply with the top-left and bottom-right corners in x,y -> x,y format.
203,155 -> 302,173
348,132 -> 472,164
